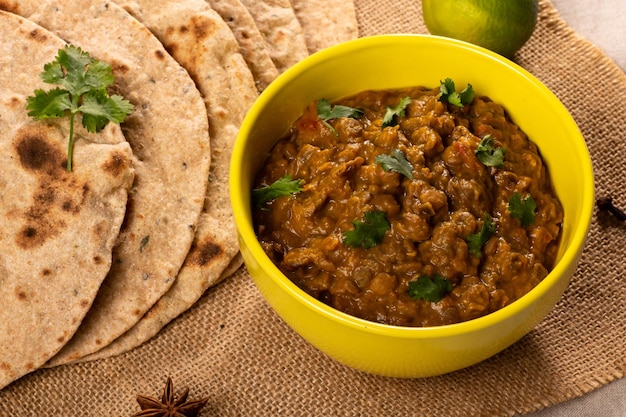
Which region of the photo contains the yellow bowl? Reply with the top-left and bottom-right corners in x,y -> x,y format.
230,34 -> 594,378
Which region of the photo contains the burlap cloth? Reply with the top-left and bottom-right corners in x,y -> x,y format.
1,0 -> 624,416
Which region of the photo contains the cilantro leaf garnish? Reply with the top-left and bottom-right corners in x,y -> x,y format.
459,84 -> 475,105
342,210 -> 390,249
475,135 -> 505,167
26,87 -> 72,119
252,175 -> 303,208
375,149 -> 414,179
438,78 -> 474,107
26,45 -> 134,172
408,274 -> 453,302
508,192 -> 536,227
382,96 -> 412,127
466,213 -> 496,257
316,98 -> 363,136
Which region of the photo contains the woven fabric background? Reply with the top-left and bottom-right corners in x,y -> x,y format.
1,0 -> 624,416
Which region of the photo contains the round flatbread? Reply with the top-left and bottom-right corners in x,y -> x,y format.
238,0 -> 310,73
0,10 -> 134,388
206,0 -> 280,90
291,0 -> 359,53
2,0 -> 212,366
74,0 -> 258,361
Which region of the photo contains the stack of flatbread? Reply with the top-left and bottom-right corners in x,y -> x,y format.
0,0 -> 358,390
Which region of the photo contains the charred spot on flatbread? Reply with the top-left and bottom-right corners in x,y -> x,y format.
6,96 -> 22,110
0,1 -> 19,14
15,125 -> 65,173
162,17 -> 219,86
188,240 -> 223,267
176,20 -> 217,41
109,60 -> 130,75
15,287 -> 28,301
102,150 -> 133,178
154,49 -> 166,60
27,28 -> 49,43
13,125 -> 94,249
188,15 -> 216,40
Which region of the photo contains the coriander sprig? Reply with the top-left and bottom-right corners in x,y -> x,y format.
438,78 -> 474,107
316,98 -> 363,136
466,213 -> 496,257
408,274 -> 453,303
252,175 -> 304,208
382,96 -> 412,127
342,210 -> 390,249
375,149 -> 414,180
508,192 -> 536,227
26,45 -> 134,172
475,135 -> 505,167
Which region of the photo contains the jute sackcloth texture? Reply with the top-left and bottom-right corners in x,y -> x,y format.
0,0 -> 624,416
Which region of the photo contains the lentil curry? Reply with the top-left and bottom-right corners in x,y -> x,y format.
253,82 -> 563,327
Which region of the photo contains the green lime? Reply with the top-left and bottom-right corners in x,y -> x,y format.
422,0 -> 539,58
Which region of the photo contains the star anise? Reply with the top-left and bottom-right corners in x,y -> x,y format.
132,377 -> 209,417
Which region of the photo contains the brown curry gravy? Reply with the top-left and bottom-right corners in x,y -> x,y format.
253,85 -> 563,327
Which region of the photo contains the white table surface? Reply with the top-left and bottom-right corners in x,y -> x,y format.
526,1 -> 625,416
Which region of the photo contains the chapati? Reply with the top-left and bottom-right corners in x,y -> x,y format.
0,10 -> 134,388
75,0 -> 257,361
206,0 -> 280,90
239,0 -> 310,73
0,0 -> 212,366
290,0 -> 359,53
